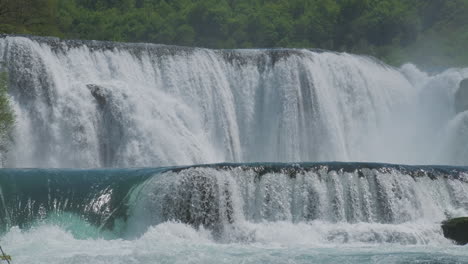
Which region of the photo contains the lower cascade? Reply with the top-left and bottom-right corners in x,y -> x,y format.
1,163 -> 467,245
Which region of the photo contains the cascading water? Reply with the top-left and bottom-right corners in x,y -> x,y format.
128,164 -> 468,242
1,35 -> 468,263
1,163 -> 468,263
0,35 -> 467,167
1,164 -> 468,239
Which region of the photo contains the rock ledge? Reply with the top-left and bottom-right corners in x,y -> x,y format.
441,217 -> 468,245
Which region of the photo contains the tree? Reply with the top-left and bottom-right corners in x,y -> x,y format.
0,0 -> 59,35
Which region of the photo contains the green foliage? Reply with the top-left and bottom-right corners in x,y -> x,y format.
0,0 -> 60,36
1,0 -> 468,67
0,70 -> 14,149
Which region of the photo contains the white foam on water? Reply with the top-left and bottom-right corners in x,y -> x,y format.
2,222 -> 467,264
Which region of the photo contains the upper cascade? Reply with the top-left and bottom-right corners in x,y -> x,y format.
0,35 -> 467,168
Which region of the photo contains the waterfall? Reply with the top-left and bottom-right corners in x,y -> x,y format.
128,164 -> 468,241
1,163 -> 467,244
1,35 -> 467,167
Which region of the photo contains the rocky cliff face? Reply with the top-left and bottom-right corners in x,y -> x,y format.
455,79 -> 468,113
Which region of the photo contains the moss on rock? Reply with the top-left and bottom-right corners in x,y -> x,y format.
441,217 -> 468,245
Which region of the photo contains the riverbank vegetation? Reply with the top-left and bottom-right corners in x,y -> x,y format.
1,0 -> 467,68
0,70 -> 14,154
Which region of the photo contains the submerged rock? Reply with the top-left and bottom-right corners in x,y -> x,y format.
87,84 -> 107,105
441,217 -> 468,245
455,79 -> 468,113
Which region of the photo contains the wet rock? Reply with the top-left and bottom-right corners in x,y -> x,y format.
87,84 -> 107,105
455,79 -> 468,113
441,217 -> 468,245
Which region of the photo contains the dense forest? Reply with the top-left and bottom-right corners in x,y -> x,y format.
0,0 -> 468,68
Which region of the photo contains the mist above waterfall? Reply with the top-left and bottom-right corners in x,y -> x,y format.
0,35 -> 467,168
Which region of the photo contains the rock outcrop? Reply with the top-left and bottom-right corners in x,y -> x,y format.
455,79 -> 468,113
441,217 -> 468,245
87,84 -> 107,106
